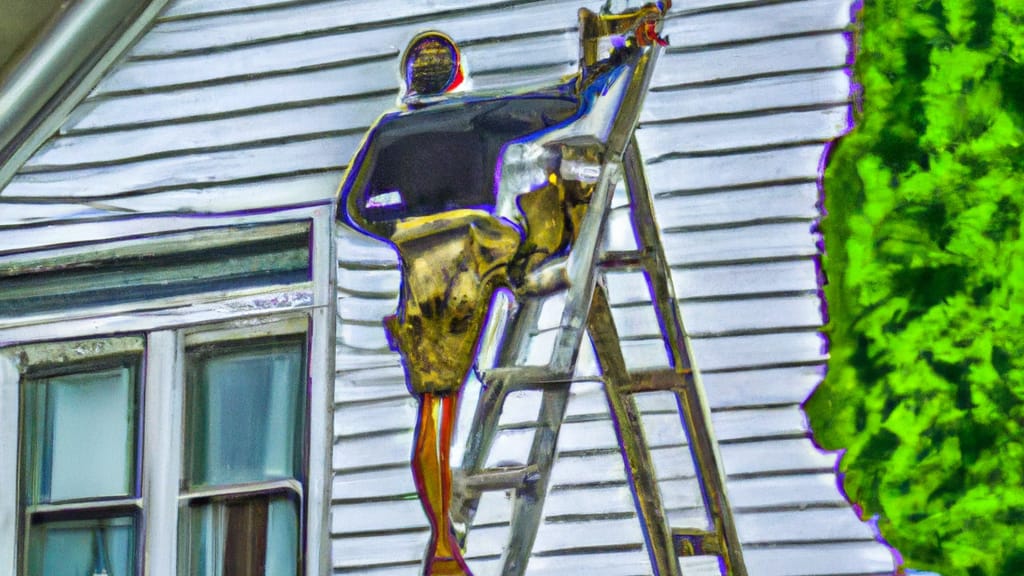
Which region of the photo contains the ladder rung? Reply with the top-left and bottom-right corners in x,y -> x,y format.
672,528 -> 724,557
481,366 -> 581,389
616,368 -> 693,394
599,249 -> 651,269
455,465 -> 540,494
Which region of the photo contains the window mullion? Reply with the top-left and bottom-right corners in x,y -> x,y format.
307,305 -> 333,576
142,330 -> 183,576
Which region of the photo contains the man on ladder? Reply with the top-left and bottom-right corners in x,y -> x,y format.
337,2 -> 743,575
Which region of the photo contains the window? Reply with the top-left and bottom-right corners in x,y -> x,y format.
18,339 -> 144,575
179,334 -> 307,576
0,204 -> 335,576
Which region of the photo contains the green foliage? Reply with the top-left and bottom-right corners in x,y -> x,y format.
805,1 -> 1024,574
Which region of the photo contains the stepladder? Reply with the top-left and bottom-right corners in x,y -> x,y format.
451,112 -> 749,576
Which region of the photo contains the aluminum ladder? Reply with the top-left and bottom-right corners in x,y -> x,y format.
451,135 -> 749,576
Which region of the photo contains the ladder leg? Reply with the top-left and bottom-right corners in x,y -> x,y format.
453,299 -> 541,533
588,284 -> 681,576
622,138 -> 747,575
501,381 -> 572,576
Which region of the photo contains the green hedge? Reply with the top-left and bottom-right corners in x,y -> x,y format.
805,1 -> 1024,575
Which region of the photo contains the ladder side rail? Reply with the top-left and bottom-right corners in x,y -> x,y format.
498,155 -> 622,576
455,297 -> 544,530
588,282 -> 681,576
621,139 -> 748,576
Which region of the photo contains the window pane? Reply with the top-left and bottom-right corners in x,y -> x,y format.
27,365 -> 136,503
27,515 -> 135,576
186,340 -> 305,487
181,495 -> 299,576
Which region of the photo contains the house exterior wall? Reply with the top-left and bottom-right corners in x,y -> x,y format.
0,0 -> 896,574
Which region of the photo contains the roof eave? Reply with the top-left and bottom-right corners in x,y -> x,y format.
0,0 -> 170,192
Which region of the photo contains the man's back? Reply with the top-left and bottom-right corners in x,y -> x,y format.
351,95 -> 578,230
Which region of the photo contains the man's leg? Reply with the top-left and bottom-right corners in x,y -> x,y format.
413,392 -> 472,575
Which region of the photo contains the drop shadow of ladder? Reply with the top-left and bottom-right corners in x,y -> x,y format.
451,134 -> 749,576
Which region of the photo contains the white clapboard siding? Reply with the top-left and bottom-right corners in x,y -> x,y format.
0,0 -> 896,573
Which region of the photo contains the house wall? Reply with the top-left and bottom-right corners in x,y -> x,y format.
0,0 -> 896,574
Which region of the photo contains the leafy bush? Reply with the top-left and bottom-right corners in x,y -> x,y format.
805,1 -> 1024,575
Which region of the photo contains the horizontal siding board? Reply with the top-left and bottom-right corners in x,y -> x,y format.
678,295 -> 824,336
531,517 -> 646,555
0,203 -> 110,227
334,397 -> 417,438
608,304 -> 661,340
636,106 -> 849,160
337,267 -> 400,294
727,472 -> 849,510
67,58 -> 397,132
334,382 -> 405,406
147,0 -> 537,55
0,172 -> 340,219
336,295 -> 396,324
340,320 -> 391,351
460,32 -> 577,76
650,33 -> 850,89
652,182 -> 821,229
524,551 -> 655,576
736,508 -> 876,545
722,438 -> 836,477
335,226 -> 399,268
644,144 -> 825,195
711,405 -> 808,442
542,485 -> 637,518
332,498 -> 426,535
0,208 -> 318,255
663,0 -> 853,50
6,135 -> 357,199
671,259 -> 821,300
690,331 -> 827,372
333,429 -> 412,472
550,452 -> 631,487
661,221 -> 819,267
612,295 -> 824,338
549,438 -> 836,485
331,531 -> 427,569
701,365 -> 825,408
483,427 -> 538,467
332,468 -> 416,505
742,542 -> 895,576
334,344 -> 398,371
618,339 -> 673,370
28,95 -> 393,169
160,0 -> 313,19
604,272 -> 653,306
333,365 -> 406,400
641,68 -> 851,124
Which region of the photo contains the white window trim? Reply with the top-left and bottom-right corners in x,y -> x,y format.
0,202 -> 336,576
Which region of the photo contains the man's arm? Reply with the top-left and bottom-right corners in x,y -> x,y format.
337,113 -> 393,239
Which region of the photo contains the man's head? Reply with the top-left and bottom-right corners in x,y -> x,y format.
401,31 -> 464,99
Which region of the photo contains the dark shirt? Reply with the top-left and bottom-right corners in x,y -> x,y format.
341,95 -> 578,236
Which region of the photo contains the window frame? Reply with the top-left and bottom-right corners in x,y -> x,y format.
0,203 -> 335,576
16,338 -> 146,576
